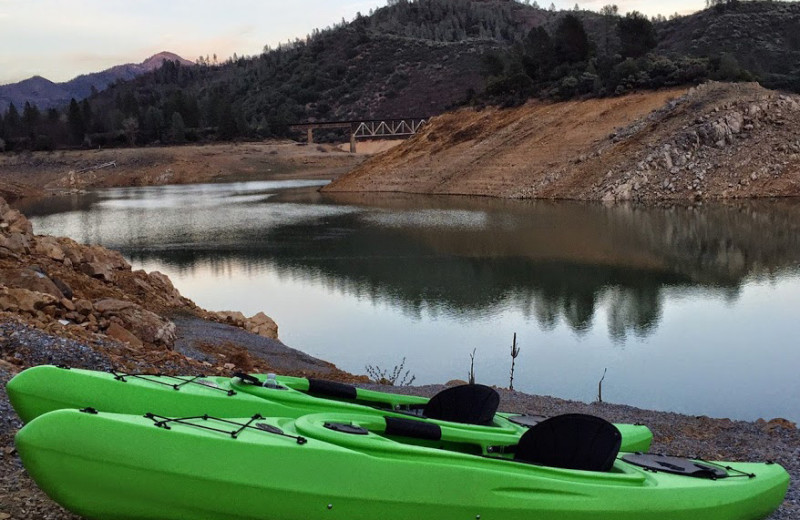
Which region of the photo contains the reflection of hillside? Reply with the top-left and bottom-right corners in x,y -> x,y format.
322,193 -> 800,285
39,188 -> 800,341
124,210 -> 690,340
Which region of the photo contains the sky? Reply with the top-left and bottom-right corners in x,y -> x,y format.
0,0 -> 707,85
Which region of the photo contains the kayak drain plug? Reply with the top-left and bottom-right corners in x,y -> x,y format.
327,504 -> 333,510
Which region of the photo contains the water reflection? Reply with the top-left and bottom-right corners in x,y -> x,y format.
19,183 -> 800,421
28,188 -> 800,341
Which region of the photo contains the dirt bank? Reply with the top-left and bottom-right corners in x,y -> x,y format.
324,82 -> 800,201
0,141 -> 368,203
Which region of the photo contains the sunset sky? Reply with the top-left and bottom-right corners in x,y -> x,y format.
0,0 -> 708,85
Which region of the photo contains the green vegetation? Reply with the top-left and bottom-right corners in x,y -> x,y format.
1,0 -> 797,152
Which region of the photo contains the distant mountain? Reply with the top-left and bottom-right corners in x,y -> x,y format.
4,1 -> 799,152
0,52 -> 194,111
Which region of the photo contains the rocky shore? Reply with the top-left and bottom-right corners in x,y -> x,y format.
0,321 -> 796,519
0,138 -> 796,518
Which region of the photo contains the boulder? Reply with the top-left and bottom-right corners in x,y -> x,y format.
33,236 -> 66,261
215,311 -> 247,327
0,268 -> 65,299
105,322 -> 144,348
0,232 -> 31,255
93,297 -> 176,347
93,298 -> 137,315
75,299 -> 94,315
82,245 -> 131,271
248,311 -> 278,339
50,276 -> 74,300
0,208 -> 33,235
79,261 -> 114,282
0,287 -> 58,314
147,271 -> 183,306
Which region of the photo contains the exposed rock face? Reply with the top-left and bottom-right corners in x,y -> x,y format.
600,83 -> 800,202
0,196 -> 280,354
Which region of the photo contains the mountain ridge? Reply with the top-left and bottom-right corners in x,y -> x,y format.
0,52 -> 193,111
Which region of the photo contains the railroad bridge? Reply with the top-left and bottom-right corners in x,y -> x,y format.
289,118 -> 427,153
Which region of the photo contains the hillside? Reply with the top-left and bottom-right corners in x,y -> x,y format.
0,52 -> 193,111
2,1 -> 800,152
323,82 -> 800,201
658,2 -> 800,91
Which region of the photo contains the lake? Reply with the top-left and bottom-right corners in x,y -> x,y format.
19,180 -> 800,423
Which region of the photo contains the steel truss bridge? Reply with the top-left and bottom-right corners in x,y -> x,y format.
289,118 -> 427,152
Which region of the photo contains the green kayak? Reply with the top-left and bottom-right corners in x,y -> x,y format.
16,409 -> 788,520
7,364 -> 653,452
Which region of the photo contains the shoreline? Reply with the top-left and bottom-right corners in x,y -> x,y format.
0,137 -> 797,518
0,320 -> 797,519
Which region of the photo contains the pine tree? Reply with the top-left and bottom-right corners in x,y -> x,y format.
67,99 -> 85,145
4,103 -> 21,138
554,14 -> 591,63
170,112 -> 186,143
617,11 -> 656,58
22,101 -> 40,134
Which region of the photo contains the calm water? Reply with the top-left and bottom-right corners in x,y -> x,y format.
20,181 -> 800,423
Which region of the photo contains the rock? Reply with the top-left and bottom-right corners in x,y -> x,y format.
248,311 -> 278,339
33,236 -> 65,261
82,245 -> 131,271
105,322 -> 144,348
147,271 -> 183,306
0,232 -> 31,255
757,417 -> 797,432
0,267 -> 65,299
725,112 -> 744,134
0,208 -> 33,234
93,300 -> 176,347
223,363 -> 236,370
616,182 -> 633,201
0,287 -> 58,313
79,261 -> 114,282
215,311 -> 247,327
75,299 -> 94,315
50,276 -> 73,300
93,298 -> 137,315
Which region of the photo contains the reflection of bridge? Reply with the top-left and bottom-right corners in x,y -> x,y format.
289,118 -> 427,153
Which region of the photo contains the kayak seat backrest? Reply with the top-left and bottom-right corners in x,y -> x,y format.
514,414 -> 622,472
423,384 -> 500,425
307,379 -> 358,400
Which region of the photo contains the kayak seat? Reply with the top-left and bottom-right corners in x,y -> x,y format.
307,379 -> 358,400
423,384 -> 500,425
514,414 -> 621,472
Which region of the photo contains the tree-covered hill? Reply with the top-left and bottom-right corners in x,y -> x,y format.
1,0 -> 798,152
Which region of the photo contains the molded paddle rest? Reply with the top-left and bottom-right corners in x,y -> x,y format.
514,413 -> 622,472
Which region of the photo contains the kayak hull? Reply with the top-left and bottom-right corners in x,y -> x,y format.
16,409 -> 789,520
7,365 -> 652,452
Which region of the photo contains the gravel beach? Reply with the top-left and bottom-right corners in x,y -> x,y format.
1,321 -> 796,519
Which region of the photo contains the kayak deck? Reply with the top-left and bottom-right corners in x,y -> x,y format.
15,409 -> 789,520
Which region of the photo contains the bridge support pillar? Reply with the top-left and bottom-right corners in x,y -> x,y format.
350,132 -> 356,153
307,128 -> 314,145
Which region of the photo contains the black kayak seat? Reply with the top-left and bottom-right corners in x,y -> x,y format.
514,413 -> 622,472
423,384 -> 500,426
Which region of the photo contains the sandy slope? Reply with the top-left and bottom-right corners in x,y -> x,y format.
324,83 -> 800,201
